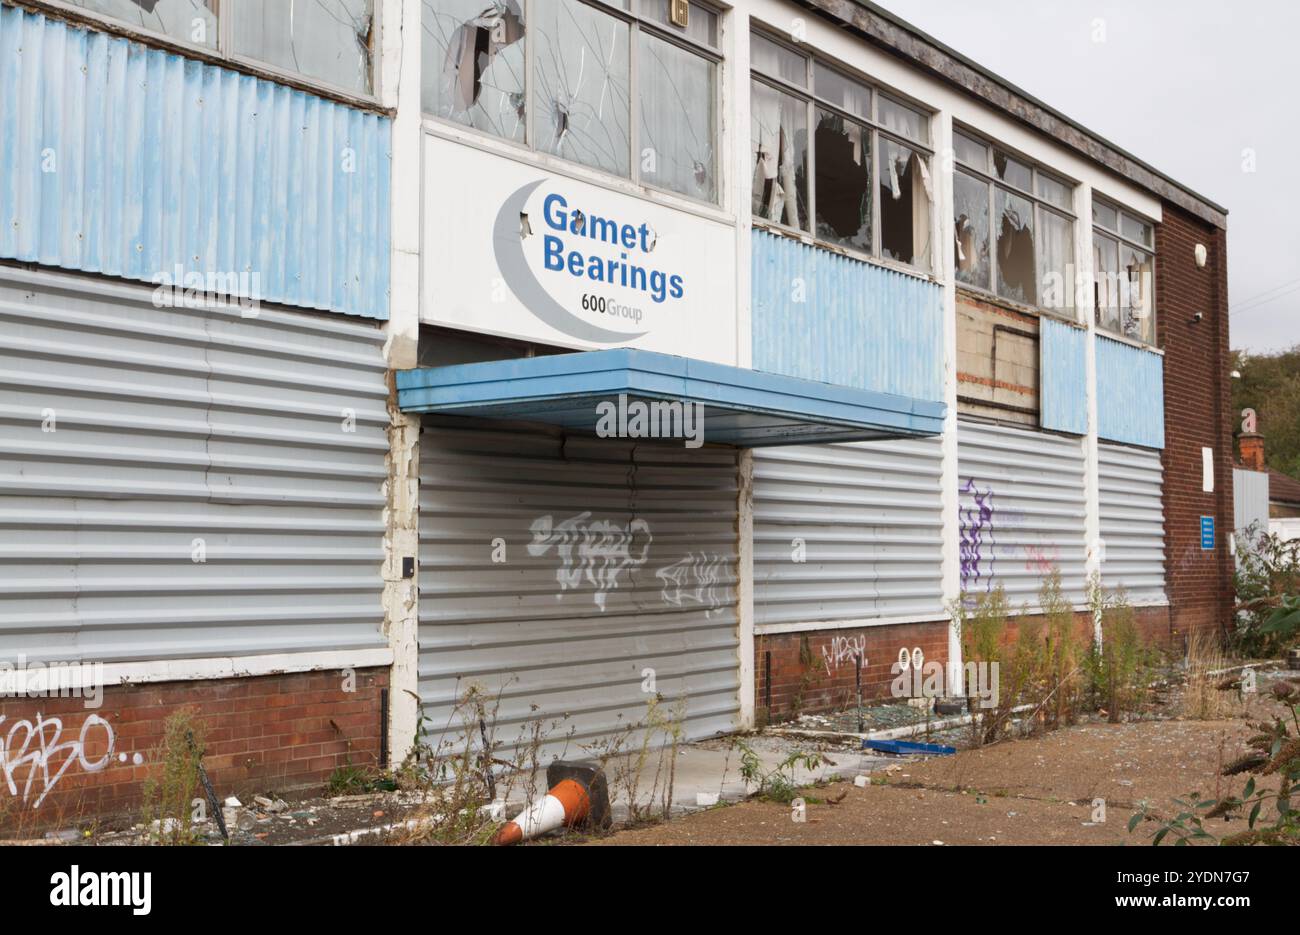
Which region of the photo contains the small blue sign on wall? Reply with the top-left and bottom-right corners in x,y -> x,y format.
1200,516 -> 1216,550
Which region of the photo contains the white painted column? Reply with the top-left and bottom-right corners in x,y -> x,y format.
728,8 -> 756,727
1077,182 -> 1103,645
380,0 -> 423,765
934,112 -> 963,695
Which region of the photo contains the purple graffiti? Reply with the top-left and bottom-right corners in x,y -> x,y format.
959,478 -> 995,595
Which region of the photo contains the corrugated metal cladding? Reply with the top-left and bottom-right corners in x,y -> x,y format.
1098,443 -> 1167,604
1096,336 -> 1164,449
1039,317 -> 1088,436
418,422 -> 740,757
0,5 -> 390,320
0,267 -> 390,663
752,438 -> 944,629
751,230 -> 944,403
1233,468 -> 1270,537
958,420 -> 1089,607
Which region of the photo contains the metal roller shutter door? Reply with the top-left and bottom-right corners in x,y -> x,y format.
753,438 -> 945,629
0,268 -> 390,664
1098,442 -> 1167,604
418,421 -> 740,756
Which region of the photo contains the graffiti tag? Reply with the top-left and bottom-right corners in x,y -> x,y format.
1,713 -> 115,809
528,512 -> 652,611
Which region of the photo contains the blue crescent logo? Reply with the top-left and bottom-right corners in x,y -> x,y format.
492,179 -> 649,344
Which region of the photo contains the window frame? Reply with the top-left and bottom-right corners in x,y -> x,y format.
951,125 -> 1079,319
1092,194 -> 1158,346
36,0 -> 381,104
421,0 -> 725,207
750,26 -> 936,276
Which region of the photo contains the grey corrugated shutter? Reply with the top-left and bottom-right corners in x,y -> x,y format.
1099,442 -> 1167,604
418,421 -> 740,756
0,269 -> 389,663
752,439 -> 944,628
957,420 -> 1089,606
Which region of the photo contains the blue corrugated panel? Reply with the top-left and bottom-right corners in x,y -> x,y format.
751,230 -> 944,403
1039,316 -> 1088,435
1096,335 -> 1164,449
0,5 -> 390,320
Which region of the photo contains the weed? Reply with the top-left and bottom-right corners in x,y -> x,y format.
733,739 -> 827,804
139,706 -> 206,845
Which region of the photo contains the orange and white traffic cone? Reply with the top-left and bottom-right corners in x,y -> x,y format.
491,778 -> 591,846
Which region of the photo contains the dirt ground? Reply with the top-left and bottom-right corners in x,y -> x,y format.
589,705 -> 1288,846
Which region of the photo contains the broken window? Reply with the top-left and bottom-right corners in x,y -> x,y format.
1095,197 -> 1157,344
422,0 -> 526,141
70,0 -> 217,47
814,111 -> 871,251
751,80 -> 808,230
995,188 -> 1036,305
532,0 -> 630,177
231,1 -> 374,94
879,138 -> 931,270
639,30 -> 716,201
751,32 -> 934,272
953,169 -> 989,289
955,127 -> 1077,314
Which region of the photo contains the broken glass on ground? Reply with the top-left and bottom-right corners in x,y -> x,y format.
232,0 -> 374,94
814,110 -> 871,252
533,0 -> 630,177
423,0 -> 526,141
750,80 -> 808,230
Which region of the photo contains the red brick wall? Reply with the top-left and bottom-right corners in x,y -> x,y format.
1156,204 -> 1234,637
756,622 -> 950,722
756,607 -> 1172,722
0,667 -> 386,832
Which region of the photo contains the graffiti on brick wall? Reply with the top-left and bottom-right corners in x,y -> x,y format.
959,478 -> 996,593
656,552 -> 726,615
528,512 -> 653,611
1,712 -> 115,809
821,634 -> 866,673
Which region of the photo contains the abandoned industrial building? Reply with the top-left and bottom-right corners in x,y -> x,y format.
0,0 -> 1236,826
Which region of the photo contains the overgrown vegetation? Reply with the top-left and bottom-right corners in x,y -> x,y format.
1233,526 -> 1300,657
139,706 -> 207,845
1131,690 -> 1300,846
734,739 -> 827,804
955,570 -> 1157,745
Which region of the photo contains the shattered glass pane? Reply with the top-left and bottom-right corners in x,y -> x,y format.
533,0 -> 631,177
639,32 -> 716,202
878,138 -> 932,270
993,150 -> 1032,191
232,0 -> 373,94
1093,232 -> 1121,333
995,186 -> 1035,304
877,96 -> 927,145
813,63 -> 870,120
1038,208 -> 1074,314
814,110 -> 871,252
422,0 -> 526,142
751,33 -> 807,86
1121,245 -> 1155,343
953,169 -> 990,289
71,0 -> 217,48
750,80 -> 808,230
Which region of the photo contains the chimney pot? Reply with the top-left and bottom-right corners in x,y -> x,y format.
1239,433 -> 1265,471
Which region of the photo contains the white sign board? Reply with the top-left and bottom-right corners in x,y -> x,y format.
422,134 -> 737,364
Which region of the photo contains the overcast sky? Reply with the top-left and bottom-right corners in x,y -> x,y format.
877,0 -> 1299,356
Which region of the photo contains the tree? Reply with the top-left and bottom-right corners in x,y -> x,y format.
1232,345 -> 1300,481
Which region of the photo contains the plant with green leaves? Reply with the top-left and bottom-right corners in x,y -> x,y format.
1232,525 -> 1300,657
734,740 -> 827,804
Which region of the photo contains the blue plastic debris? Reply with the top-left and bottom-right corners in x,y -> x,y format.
863,739 -> 956,756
